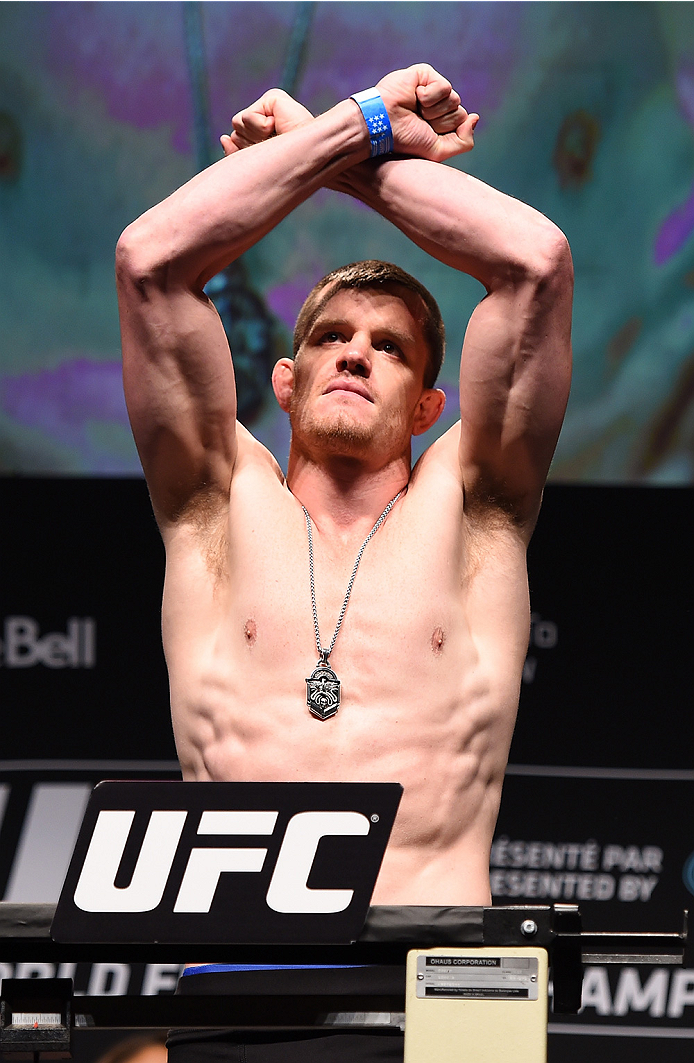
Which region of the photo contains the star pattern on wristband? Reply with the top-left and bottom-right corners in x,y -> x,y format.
351,91 -> 393,157
367,113 -> 388,134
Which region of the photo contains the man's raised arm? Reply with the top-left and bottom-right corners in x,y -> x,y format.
116,95 -> 374,529
331,101 -> 573,533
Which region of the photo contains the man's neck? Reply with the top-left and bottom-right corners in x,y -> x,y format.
286,450 -> 411,536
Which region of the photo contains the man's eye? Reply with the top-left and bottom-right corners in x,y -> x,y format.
321,331 -> 341,343
380,340 -> 401,356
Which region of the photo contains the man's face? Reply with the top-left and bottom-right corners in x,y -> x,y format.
285,286 -> 435,463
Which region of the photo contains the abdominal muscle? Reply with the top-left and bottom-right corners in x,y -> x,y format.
166,582 -> 524,907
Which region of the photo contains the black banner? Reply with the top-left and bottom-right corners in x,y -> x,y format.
514,485 -> 693,769
0,479 -> 173,761
53,780 -> 401,944
493,768 -> 694,1054
494,771 -> 693,933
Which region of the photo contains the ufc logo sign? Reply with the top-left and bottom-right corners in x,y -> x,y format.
53,781 -> 401,944
73,808 -> 369,915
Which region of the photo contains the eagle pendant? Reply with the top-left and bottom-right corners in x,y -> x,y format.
305,660 -> 340,720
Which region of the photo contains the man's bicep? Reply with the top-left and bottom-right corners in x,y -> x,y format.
119,273 -> 238,527
457,256 -> 573,524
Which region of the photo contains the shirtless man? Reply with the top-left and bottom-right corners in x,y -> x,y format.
117,63 -> 572,1060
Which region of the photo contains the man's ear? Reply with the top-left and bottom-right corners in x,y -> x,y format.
412,388 -> 446,436
271,358 -> 295,412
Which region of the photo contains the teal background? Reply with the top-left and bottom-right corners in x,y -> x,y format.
1,0 -> 694,481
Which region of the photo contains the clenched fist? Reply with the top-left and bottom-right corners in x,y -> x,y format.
221,89 -> 313,154
375,64 -> 478,161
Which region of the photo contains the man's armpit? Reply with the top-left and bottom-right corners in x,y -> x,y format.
163,484 -> 229,581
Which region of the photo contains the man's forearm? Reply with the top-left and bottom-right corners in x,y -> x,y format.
331,157 -> 568,291
117,102 -> 370,288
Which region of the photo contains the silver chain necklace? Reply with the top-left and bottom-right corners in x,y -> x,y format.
302,489 -> 403,720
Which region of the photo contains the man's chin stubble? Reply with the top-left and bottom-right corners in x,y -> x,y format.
291,410 -> 376,455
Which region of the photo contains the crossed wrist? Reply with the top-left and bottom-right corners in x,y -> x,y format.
350,88 -> 394,157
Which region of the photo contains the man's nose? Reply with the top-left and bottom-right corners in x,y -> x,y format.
336,337 -> 372,376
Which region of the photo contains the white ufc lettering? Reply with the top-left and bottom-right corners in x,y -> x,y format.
74,810 -> 187,912
173,811 -> 278,912
73,808 -> 370,914
266,811 -> 370,914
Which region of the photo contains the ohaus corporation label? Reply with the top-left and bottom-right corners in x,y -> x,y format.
416,955 -> 539,1000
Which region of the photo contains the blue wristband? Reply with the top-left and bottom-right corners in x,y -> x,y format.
350,88 -> 394,157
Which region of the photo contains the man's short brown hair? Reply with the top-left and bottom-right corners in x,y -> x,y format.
292,260 -> 445,389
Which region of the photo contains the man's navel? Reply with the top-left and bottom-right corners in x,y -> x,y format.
431,626 -> 445,655
244,619 -> 257,646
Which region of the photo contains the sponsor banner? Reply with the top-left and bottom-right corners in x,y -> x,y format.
494,771 -> 694,934
1,770 -> 692,965
495,769 -> 694,1043
0,478 -> 173,761
562,963 -> 694,1023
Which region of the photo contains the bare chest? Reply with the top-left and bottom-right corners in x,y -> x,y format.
163,481 -> 529,776
221,504 -> 461,681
